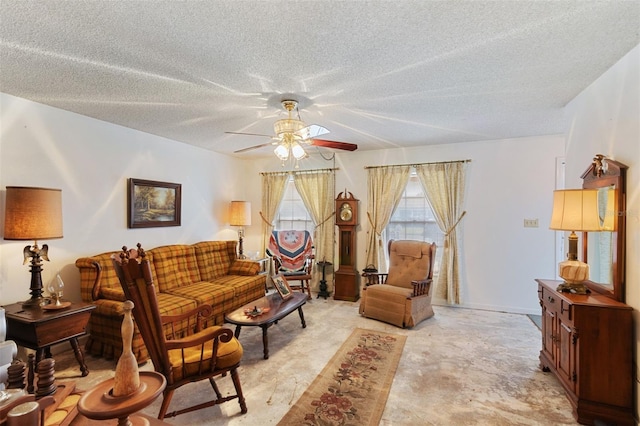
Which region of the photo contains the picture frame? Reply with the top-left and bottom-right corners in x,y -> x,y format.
272,273 -> 293,300
128,178 -> 182,228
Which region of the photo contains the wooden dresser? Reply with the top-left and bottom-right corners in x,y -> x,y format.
536,279 -> 634,425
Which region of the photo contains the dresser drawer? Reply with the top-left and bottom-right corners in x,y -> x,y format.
559,299 -> 573,324
541,286 -> 560,312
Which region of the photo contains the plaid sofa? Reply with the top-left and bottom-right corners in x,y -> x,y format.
75,241 -> 266,363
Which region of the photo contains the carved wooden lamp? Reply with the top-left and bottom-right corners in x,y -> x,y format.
549,188 -> 602,294
3,187 -> 63,307
229,201 -> 251,259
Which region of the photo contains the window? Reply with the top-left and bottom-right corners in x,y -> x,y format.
384,172 -> 443,275
274,178 -> 315,232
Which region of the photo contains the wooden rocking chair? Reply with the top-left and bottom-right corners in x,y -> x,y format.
112,244 -> 247,420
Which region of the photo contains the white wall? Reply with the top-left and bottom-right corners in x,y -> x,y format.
0,93 -> 568,315
563,44 -> 639,412
0,93 -> 252,305
254,134 -> 565,314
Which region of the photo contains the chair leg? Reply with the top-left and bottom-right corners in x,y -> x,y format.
158,389 -> 175,420
231,368 -> 248,414
209,377 -> 223,399
304,279 -> 311,299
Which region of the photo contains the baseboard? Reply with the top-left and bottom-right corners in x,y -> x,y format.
432,298 -> 541,316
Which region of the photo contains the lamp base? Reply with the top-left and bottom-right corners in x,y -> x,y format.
556,281 -> 590,294
21,297 -> 45,308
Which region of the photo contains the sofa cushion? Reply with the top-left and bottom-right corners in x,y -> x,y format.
213,274 -> 266,305
193,241 -> 234,281
165,282 -> 240,325
151,245 -> 201,291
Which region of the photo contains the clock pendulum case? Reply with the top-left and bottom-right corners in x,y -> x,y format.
334,190 -> 360,301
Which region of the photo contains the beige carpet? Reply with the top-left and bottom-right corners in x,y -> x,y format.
50,294 -> 578,425
278,328 -> 406,425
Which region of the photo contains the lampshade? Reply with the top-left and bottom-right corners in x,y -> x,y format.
549,189 -> 601,232
549,188 -> 601,294
274,144 -> 289,161
229,201 -> 251,226
4,186 -> 63,240
291,142 -> 307,160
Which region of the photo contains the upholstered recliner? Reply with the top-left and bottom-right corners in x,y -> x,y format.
267,230 -> 314,299
359,240 -> 436,328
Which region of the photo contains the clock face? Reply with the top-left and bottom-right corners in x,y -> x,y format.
339,203 -> 353,221
336,195 -> 358,226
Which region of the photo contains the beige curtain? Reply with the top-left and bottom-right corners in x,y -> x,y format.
365,165 -> 411,271
260,172 -> 289,256
294,170 -> 335,291
415,162 -> 468,304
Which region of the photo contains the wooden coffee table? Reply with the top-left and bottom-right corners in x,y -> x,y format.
225,292 -> 307,359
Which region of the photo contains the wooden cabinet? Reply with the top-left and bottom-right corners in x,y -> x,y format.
536,279 -> 634,425
334,226 -> 360,301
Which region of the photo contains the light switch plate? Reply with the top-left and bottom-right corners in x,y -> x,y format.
524,219 -> 539,228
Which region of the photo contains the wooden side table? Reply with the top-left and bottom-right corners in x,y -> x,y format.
77,371 -> 166,426
3,301 -> 96,376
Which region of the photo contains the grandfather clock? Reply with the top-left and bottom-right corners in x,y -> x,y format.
334,190 -> 360,301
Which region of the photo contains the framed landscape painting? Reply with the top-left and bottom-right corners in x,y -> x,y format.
128,178 -> 181,228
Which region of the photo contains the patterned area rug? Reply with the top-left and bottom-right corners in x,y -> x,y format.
278,328 -> 406,426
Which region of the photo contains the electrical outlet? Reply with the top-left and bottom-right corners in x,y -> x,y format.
524,219 -> 539,228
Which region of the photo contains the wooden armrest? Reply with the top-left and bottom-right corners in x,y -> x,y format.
91,260 -> 103,301
164,326 -> 234,351
362,272 -> 388,286
411,279 -> 432,297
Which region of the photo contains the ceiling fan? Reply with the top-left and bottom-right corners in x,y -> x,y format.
227,100 -> 358,162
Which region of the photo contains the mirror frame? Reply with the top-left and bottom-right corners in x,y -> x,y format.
581,155 -> 627,302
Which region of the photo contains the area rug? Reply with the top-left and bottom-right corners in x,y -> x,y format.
278,328 -> 406,426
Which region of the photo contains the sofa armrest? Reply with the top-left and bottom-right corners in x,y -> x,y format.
411,279 -> 432,297
75,258 -> 104,301
228,259 -> 260,276
100,287 -> 126,302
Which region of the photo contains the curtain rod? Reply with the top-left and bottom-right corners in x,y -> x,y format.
364,159 -> 471,169
260,167 -> 339,176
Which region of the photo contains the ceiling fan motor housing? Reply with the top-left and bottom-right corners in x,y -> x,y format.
274,118 -> 305,138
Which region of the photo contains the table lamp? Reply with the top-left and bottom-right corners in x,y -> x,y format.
549,188 -> 601,294
229,201 -> 251,259
4,187 -> 63,307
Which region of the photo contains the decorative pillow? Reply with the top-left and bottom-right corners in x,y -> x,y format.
228,260 -> 260,276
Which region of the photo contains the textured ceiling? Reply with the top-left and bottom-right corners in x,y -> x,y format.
1,1 -> 639,158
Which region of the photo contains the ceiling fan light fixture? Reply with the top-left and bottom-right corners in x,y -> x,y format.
274,144 -> 289,161
291,142 -> 307,160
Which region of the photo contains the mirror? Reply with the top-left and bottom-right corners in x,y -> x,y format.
586,186 -> 615,287
581,155 -> 627,302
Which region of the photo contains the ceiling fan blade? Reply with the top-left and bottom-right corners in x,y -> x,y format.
234,141 -> 277,153
296,124 -> 330,140
310,139 -> 358,151
225,131 -> 273,138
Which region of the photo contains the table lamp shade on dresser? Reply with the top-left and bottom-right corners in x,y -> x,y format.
3,186 -> 63,307
549,188 -> 601,293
